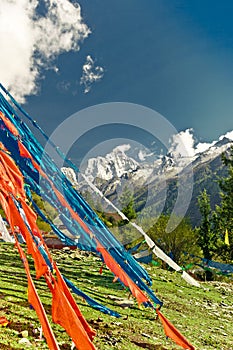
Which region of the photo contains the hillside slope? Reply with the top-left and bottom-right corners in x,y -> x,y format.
0,243 -> 232,350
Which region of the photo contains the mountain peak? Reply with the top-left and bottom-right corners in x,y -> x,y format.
63,128 -> 233,189
83,144 -> 140,181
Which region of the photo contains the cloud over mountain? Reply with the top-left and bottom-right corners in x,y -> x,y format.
0,0 -> 90,102
168,129 -> 233,163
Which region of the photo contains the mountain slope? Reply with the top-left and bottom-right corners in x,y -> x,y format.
62,130 -> 233,226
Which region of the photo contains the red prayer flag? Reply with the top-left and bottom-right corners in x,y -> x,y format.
7,196 -> 48,279
18,140 -> 50,180
156,309 -> 195,350
51,278 -> 96,350
16,242 -> 60,350
54,265 -> 96,341
18,140 -> 32,159
0,151 -> 25,198
96,242 -> 150,306
0,111 -> 19,137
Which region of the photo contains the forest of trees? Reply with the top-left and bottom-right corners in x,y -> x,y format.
197,147 -> 233,262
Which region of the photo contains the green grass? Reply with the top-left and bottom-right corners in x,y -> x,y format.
0,243 -> 232,350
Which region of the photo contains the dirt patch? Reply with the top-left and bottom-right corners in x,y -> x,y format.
60,344 -> 75,350
131,340 -> 168,349
9,321 -> 35,337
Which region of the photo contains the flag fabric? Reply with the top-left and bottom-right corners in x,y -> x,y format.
0,150 -> 25,198
51,278 -> 96,350
96,241 -> 151,306
20,200 -> 41,238
7,196 -> 48,279
225,229 -> 230,246
18,140 -> 33,159
0,213 -> 14,243
18,140 -> 49,178
54,265 -> 96,341
156,309 -> 195,350
0,111 -> 19,137
16,242 -> 60,350
63,276 -> 121,318
0,143 -> 97,349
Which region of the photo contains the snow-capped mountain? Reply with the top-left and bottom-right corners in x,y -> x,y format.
62,129 -> 233,188
61,167 -> 78,184
61,129 -> 233,225
83,145 -> 140,182
76,129 -> 233,184
192,135 -> 233,166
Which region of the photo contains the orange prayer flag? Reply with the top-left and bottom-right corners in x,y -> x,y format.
0,142 -> 8,152
0,158 -> 17,196
20,200 -> 41,237
54,264 -> 96,341
27,278 -> 60,350
0,192 -> 12,226
51,278 -> 96,350
156,309 -> 195,350
0,111 -> 20,137
0,150 -> 23,179
18,140 -> 32,159
52,185 -> 93,236
96,242 -> 149,306
16,243 -> 60,350
7,196 -> 48,279
18,140 -> 49,180
0,151 -> 25,198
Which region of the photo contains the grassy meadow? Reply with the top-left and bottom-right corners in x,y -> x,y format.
0,243 -> 232,350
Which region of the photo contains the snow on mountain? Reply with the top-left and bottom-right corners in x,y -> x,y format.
61,167 -> 77,184
82,144 -> 141,181
166,128 -> 233,170
60,129 -> 233,226
61,129 -> 233,189
192,135 -> 233,166
220,130 -> 233,141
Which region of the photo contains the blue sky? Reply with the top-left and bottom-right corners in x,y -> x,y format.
1,1 -> 233,162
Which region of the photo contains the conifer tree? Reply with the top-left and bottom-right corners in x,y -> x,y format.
215,147 -> 233,260
119,186 -> 136,220
197,189 -> 216,261
197,189 -> 217,280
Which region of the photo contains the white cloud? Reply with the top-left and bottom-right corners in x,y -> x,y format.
0,0 -> 90,102
169,128 -> 195,159
168,128 -> 233,161
80,55 -> 104,93
138,149 -> 154,161
168,128 -> 233,162
113,144 -> 131,153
